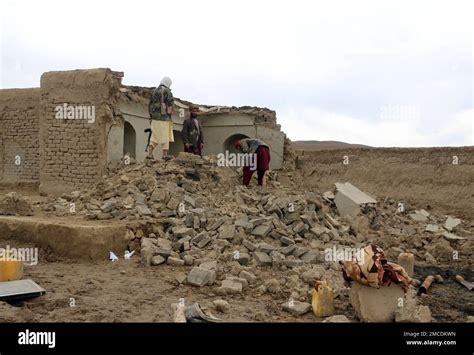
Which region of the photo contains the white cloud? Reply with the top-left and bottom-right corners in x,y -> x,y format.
0,0 -> 472,146
279,107 -> 473,147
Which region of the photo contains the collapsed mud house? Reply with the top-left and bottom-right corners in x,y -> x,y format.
0,68 -> 287,194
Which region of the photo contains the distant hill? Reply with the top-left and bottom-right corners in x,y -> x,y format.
291,140 -> 371,151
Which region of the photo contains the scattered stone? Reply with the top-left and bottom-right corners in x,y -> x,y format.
300,266 -> 325,283
425,224 -> 439,233
253,252 -> 272,266
323,191 -> 335,201
157,238 -> 172,250
257,242 -> 275,254
281,244 -> 297,256
248,217 -> 266,227
192,232 -> 212,248
292,246 -> 309,258
243,240 -> 257,251
425,238 -> 454,262
167,257 -> 185,266
100,198 -> 117,213
218,224 -> 236,240
200,260 -> 217,271
151,255 -> 166,266
322,315 -> 351,323
136,204 -> 152,216
310,225 -> 328,237
173,227 -> 194,238
251,224 -> 272,238
282,300 -> 311,316
300,251 -> 320,264
0,193 -> 34,216
151,246 -> 170,258
225,276 -> 248,288
442,232 -> 467,240
292,221 -> 306,234
213,299 -> 230,313
185,212 -> 194,227
424,252 -> 437,265
150,188 -> 168,202
175,273 -> 187,284
220,279 -> 243,294
183,255 -> 194,266
207,218 -> 226,231
184,195 -> 196,207
187,267 -> 216,287
265,278 -> 281,294
444,216 -> 461,231
235,252 -> 251,266
409,212 -> 428,222
239,270 -> 257,284
280,236 -> 295,246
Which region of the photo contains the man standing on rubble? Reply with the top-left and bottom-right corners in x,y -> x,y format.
147,76 -> 175,160
181,106 -> 204,156
235,138 -> 271,187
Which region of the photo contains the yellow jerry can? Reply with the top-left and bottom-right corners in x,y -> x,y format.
0,260 -> 24,282
312,280 -> 335,317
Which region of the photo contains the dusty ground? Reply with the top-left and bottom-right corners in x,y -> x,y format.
0,238 -> 471,323
0,237 -> 356,323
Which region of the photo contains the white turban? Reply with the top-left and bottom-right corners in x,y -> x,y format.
160,76 -> 172,88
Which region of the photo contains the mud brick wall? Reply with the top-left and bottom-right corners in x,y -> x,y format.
39,69 -> 123,194
0,88 -> 40,183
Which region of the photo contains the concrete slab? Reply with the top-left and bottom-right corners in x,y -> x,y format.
334,182 -> 377,217
350,283 -> 404,322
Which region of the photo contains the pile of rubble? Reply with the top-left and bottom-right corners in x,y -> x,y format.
0,192 -> 34,216
37,153 -> 472,321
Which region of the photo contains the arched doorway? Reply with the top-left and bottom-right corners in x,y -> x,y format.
123,121 -> 136,158
223,133 -> 249,154
169,130 -> 184,157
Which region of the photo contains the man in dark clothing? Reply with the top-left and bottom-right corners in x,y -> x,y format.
235,138 -> 271,186
181,106 -> 204,156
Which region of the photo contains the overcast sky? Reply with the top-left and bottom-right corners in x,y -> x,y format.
1,0 -> 472,146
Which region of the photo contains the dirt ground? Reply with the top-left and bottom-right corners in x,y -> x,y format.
0,239 -> 471,323
0,237 -> 355,323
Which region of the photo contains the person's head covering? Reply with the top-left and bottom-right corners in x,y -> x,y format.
190,106 -> 199,118
160,76 -> 172,88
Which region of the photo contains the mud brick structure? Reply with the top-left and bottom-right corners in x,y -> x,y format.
0,68 -> 287,194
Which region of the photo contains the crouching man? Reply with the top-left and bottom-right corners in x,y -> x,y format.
235,138 -> 271,186
181,106 -> 204,156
